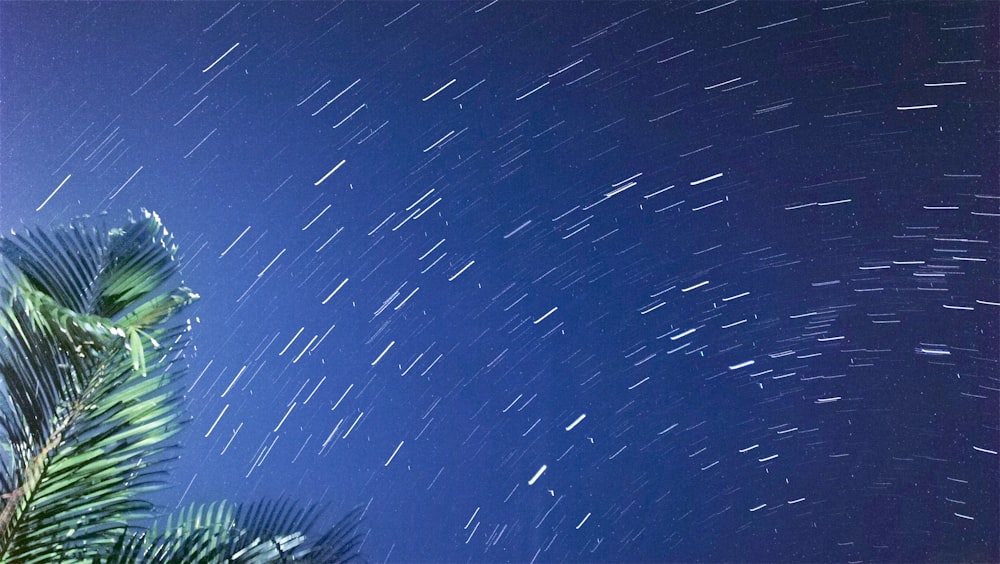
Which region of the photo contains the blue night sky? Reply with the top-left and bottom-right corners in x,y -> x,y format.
1,2 -> 997,562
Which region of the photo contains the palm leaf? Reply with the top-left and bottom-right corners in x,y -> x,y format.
229,501 -> 364,563
0,211 -> 196,561
0,211 -> 362,563
107,501 -> 364,563
0,219 -> 106,315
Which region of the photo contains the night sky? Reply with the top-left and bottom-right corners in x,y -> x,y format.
1,2 -> 997,562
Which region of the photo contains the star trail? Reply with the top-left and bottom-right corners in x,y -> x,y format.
1,2 -> 996,562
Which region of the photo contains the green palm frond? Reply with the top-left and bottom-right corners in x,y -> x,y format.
0,218 -> 106,315
106,501 -> 239,563
106,501 -> 364,563
95,214 -> 181,319
0,211 -> 196,561
0,210 -> 179,321
298,505 -> 365,563
229,500 -> 363,562
0,211 -> 362,563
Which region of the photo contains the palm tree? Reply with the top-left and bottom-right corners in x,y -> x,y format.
0,210 -> 361,563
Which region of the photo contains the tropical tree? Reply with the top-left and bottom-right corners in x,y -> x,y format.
0,210 -> 361,562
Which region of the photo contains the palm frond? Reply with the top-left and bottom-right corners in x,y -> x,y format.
229,501 -> 365,563
105,501 -> 239,563
306,506 -> 365,563
0,211 -> 362,563
0,211 -> 196,561
108,501 -> 364,563
95,212 -> 180,320
0,219 -> 107,315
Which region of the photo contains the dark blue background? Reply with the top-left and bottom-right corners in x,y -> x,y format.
1,2 -> 997,562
